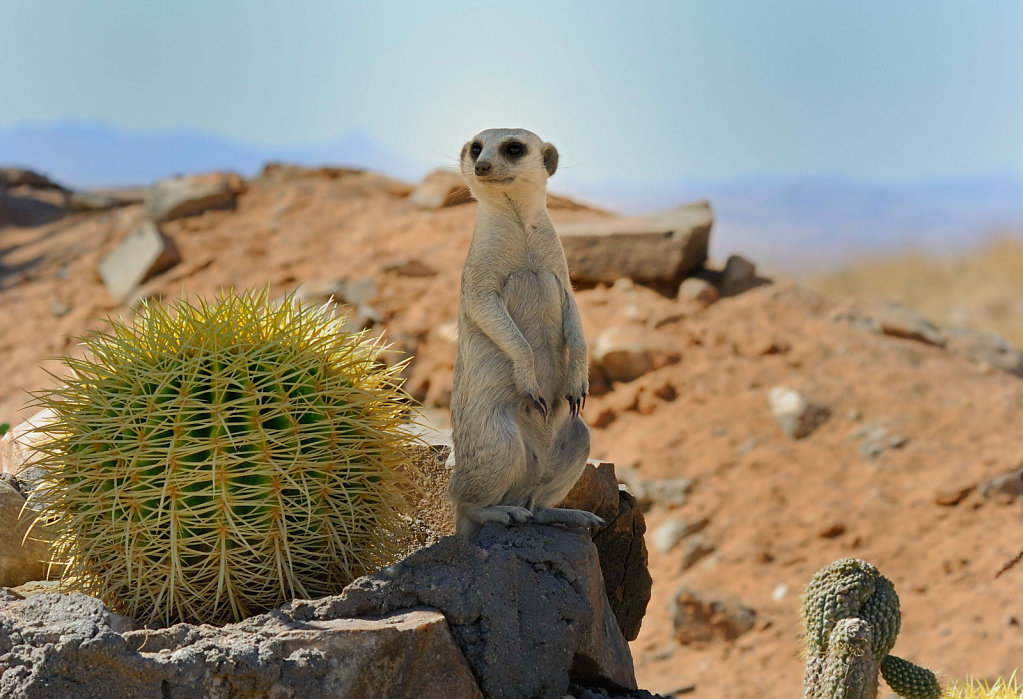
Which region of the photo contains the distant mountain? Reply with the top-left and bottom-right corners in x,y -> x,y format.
3,121 -> 1021,273
562,173 -> 1023,273
0,121 -> 428,188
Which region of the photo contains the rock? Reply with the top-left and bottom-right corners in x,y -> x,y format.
593,326 -> 654,383
617,467 -> 692,509
297,525 -> 637,697
0,593 -> 480,699
933,482 -> 976,506
144,171 -> 241,222
944,327 -> 1023,378
321,276 -> 378,307
719,254 -> 761,297
850,421 -> 909,460
768,386 -> 830,440
671,585 -> 756,644
0,480 -> 52,586
98,221 -> 181,303
397,425 -> 456,539
559,460 -> 621,524
556,200 -> 713,286
981,467 -> 1023,500
650,518 -> 708,554
837,300 -> 945,348
69,188 -> 146,212
409,170 -> 473,209
677,277 -> 719,305
677,534 -> 716,573
0,168 -> 69,191
590,488 -> 651,642
0,409 -> 55,481
384,258 -> 438,277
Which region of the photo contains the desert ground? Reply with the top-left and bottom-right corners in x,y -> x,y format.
1,165 -> 1021,698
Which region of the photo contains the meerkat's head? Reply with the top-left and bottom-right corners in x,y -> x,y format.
460,128 -> 558,204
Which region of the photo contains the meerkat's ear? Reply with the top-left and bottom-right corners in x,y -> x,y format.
542,143 -> 559,177
460,142 -> 469,162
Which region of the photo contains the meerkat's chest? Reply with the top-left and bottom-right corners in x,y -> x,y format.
502,266 -> 563,327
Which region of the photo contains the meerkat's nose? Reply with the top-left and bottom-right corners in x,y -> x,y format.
475,160 -> 492,176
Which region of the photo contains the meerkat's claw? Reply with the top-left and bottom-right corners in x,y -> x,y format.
532,506 -> 605,531
581,393 -> 587,410
566,395 -> 579,418
528,393 -> 549,418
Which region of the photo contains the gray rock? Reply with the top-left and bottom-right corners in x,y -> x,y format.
0,480 -> 52,587
145,172 -> 240,222
768,386 -> 830,440
98,221 -> 181,303
617,467 -> 692,509
292,525 -> 637,698
556,201 -> 713,286
944,327 -> 1023,378
384,258 -> 439,277
409,170 -> 473,209
677,277 -> 719,305
719,254 -> 761,297
0,409 -> 55,482
677,534 -> 716,573
850,421 -> 909,460
321,276 -> 378,307
981,467 -> 1023,500
836,300 -> 945,348
0,593 -> 479,699
671,585 -> 756,644
0,168 -> 69,192
650,517 -> 708,554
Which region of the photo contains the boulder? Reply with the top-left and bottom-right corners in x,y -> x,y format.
98,221 -> 181,303
0,168 -> 68,192
295,525 -> 637,698
768,386 -> 830,440
0,409 -> 55,481
0,478 -> 52,587
556,200 -> 713,286
671,585 -> 756,644
409,170 -> 473,209
0,594 -> 480,699
145,172 -> 241,222
719,254 -> 763,297
560,461 -> 652,642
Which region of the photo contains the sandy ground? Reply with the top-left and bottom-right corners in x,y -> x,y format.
1,168 -> 1020,697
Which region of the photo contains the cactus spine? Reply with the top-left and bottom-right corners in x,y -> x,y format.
802,558 -> 942,699
28,290 -> 421,626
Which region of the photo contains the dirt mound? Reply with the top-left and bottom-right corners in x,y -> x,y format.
1,167 -> 1021,697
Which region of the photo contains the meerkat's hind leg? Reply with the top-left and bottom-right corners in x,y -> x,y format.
531,506 -> 605,530
468,504 -> 534,526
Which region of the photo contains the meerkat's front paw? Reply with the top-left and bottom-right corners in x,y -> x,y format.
565,374 -> 589,418
514,368 -> 549,418
473,504 -> 534,527
532,506 -> 605,531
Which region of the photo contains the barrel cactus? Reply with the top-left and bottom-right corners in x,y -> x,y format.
802,558 -> 942,699
27,290 -> 421,626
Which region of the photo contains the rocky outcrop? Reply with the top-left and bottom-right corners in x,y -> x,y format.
556,200 -> 713,287
144,172 -> 242,222
0,524 -> 641,698
409,170 -> 474,209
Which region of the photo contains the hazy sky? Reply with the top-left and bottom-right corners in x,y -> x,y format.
1,1 -> 1020,184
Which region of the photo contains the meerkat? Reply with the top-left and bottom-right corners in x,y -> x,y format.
448,127 -> 603,539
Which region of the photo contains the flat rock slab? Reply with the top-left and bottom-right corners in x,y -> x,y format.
98,221 -> 181,303
556,200 -> 713,286
145,172 -> 241,222
0,594 -> 480,699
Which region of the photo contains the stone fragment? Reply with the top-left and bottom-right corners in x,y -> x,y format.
836,300 -> 945,347
0,479 -> 52,586
650,517 -> 708,554
145,171 -> 241,222
671,585 -> 756,644
384,258 -> 438,277
719,254 -> 761,297
677,534 -> 716,573
593,326 -> 654,383
678,276 -> 719,305
933,482 -> 976,506
556,200 -> 713,286
850,421 -> 909,459
98,221 -> 181,303
560,460 -> 621,524
981,467 -> 1023,500
768,386 -> 830,440
409,169 -> 473,209
944,327 -> 1023,378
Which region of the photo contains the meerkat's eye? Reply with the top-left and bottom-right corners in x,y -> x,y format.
503,141 -> 525,158
470,142 -> 482,159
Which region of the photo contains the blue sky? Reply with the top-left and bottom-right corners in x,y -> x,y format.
1,1 -> 1021,184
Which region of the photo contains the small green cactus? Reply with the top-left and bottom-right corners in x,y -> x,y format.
28,289 -> 422,626
802,558 -> 942,699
